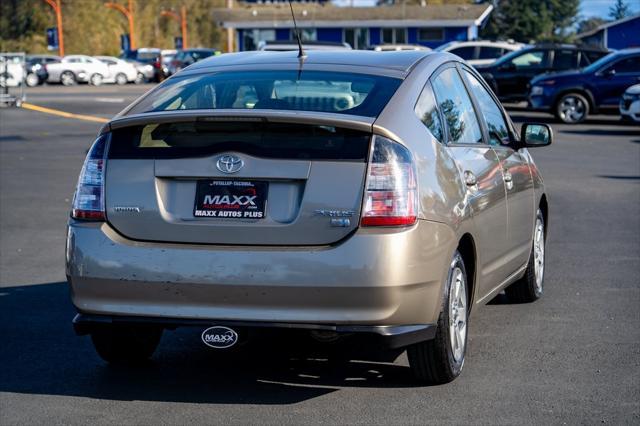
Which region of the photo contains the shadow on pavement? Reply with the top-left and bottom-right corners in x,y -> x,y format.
507,114 -> 631,127
597,175 -> 640,181
561,128 -> 640,137
0,282 -> 421,405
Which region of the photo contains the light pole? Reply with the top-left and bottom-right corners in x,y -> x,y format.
43,0 -> 64,56
161,5 -> 188,49
105,0 -> 136,50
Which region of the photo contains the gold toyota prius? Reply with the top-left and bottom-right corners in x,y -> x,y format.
67,50 -> 551,384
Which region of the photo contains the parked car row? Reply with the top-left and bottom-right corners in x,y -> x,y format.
121,47 -> 218,82
437,41 -> 638,124
16,47 -> 218,87
528,48 -> 640,123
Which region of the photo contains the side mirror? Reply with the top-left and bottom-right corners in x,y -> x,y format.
604,68 -> 616,78
520,123 -> 552,147
499,62 -> 516,71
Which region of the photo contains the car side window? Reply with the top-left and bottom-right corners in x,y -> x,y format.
605,56 -> 640,74
431,67 -> 483,144
414,82 -> 444,143
578,52 -> 591,68
510,50 -> 545,69
449,46 -> 475,60
553,50 -> 579,69
463,69 -> 510,146
479,46 -> 503,60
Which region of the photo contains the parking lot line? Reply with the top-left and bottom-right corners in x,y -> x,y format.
21,102 -> 109,124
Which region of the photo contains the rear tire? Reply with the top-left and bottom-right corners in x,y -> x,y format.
408,251 -> 468,384
25,73 -> 39,87
90,324 -> 162,364
506,209 -> 545,303
134,72 -> 145,84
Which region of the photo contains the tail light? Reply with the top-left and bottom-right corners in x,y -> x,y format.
361,135 -> 417,227
71,134 -> 110,221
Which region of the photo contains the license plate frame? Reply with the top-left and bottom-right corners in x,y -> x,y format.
194,180 -> 267,219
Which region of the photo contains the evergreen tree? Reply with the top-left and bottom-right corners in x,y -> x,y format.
481,0 -> 579,43
609,0 -> 631,21
576,17 -> 606,35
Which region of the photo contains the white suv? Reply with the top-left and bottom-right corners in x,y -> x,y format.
46,55 -> 110,86
436,40 -> 526,66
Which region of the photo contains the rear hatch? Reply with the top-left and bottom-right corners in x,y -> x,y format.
105,115 -> 372,245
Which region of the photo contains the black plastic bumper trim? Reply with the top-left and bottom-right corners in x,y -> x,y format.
73,313 -> 436,349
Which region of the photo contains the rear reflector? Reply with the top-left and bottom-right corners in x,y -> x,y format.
361,135 -> 417,227
71,134 -> 110,221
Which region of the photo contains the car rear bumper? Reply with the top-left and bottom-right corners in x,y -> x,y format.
72,313 -> 436,349
66,219 -> 456,330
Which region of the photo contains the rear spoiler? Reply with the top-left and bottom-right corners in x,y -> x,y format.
101,109 -> 375,135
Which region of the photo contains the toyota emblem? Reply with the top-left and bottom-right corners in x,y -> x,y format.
216,154 -> 244,174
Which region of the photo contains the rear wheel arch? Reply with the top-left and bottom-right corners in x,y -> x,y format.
457,233 -> 476,312
539,194 -> 549,239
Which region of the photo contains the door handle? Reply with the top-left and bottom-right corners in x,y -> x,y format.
503,172 -> 513,183
464,170 -> 477,186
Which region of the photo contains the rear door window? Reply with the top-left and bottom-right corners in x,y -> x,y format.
553,50 -> 579,69
431,67 -> 483,144
478,46 -> 504,60
449,46 -> 476,60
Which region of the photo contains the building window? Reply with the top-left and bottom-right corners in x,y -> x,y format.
243,29 -> 276,51
381,28 -> 407,44
300,28 -> 317,41
344,28 -> 368,49
418,28 -> 444,42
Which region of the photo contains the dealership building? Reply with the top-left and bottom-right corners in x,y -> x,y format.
213,3 -> 494,51
577,14 -> 640,50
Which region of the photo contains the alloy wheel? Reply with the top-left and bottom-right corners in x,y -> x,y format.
448,266 -> 467,362
61,72 -> 75,86
559,95 -> 586,123
533,216 -> 545,295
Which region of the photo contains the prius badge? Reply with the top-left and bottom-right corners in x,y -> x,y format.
216,154 -> 244,174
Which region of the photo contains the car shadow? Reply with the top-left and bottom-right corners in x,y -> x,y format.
0,282 -> 423,405
507,114 -> 631,127
561,129 -> 640,137
597,175 -> 640,181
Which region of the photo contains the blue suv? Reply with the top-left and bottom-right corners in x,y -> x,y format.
529,48 -> 640,123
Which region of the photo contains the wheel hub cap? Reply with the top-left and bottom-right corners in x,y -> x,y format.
560,96 -> 585,122
449,266 -> 467,362
533,218 -> 545,294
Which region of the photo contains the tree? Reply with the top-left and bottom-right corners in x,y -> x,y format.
481,0 -> 580,43
609,0 -> 631,21
576,17 -> 606,35
0,0 -> 225,55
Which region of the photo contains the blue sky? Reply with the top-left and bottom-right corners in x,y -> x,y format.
333,0 -> 640,20
580,0 -> 640,19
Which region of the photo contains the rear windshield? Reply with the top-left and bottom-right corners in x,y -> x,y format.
126,70 -> 402,117
109,121 -> 371,161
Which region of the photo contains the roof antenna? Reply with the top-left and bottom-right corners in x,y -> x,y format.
288,0 -> 306,59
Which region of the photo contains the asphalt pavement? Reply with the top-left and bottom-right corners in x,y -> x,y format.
0,85 -> 638,425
